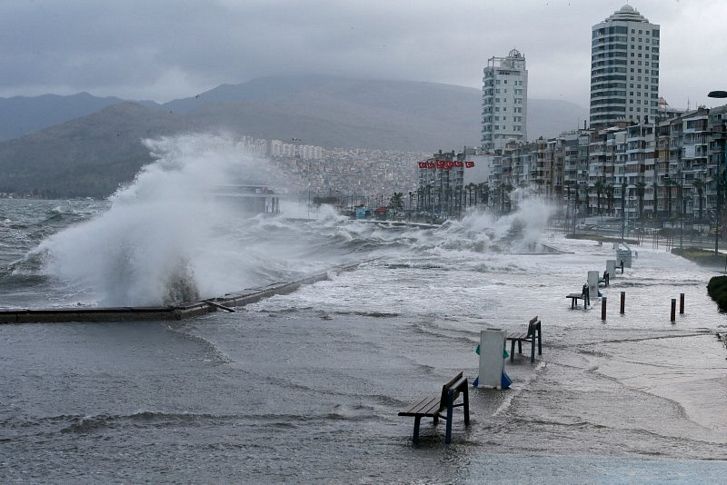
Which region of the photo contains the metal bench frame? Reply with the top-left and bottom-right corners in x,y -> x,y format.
398,372 -> 470,444
506,316 -> 542,363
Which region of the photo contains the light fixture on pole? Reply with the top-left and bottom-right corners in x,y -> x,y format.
708,90 -> 727,254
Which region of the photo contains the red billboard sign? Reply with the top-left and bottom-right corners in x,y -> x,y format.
417,160 -> 475,170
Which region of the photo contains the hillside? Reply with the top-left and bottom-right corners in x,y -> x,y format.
0,92 -> 155,142
0,75 -> 587,197
166,75 -> 587,145
0,103 -> 188,197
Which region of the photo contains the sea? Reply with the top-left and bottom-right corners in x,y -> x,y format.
1,135 -> 727,483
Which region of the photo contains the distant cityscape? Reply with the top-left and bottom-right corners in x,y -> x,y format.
237,135 -> 424,201
415,4 -> 727,230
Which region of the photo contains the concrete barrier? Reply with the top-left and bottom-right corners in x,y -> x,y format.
478,328 -> 505,389
588,271 -> 600,302
0,260 -> 372,324
607,260 -> 617,277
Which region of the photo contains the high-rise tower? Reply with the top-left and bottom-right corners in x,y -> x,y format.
590,5 -> 660,128
481,49 -> 528,152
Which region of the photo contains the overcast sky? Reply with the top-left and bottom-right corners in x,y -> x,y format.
1,0 -> 725,109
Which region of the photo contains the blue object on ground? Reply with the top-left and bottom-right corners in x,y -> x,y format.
473,376 -> 479,387
501,371 -> 512,389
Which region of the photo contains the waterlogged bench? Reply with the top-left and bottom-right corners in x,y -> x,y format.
566,293 -> 586,309
506,316 -> 542,363
398,372 -> 470,444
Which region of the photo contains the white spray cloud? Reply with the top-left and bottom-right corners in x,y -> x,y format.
38,133 -> 288,306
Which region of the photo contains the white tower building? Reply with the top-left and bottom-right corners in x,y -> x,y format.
590,4 -> 660,128
481,49 -> 528,152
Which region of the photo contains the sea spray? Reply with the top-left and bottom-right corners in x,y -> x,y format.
37,134 -> 290,306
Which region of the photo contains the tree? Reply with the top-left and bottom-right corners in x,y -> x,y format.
693,178 -> 705,221
606,184 -> 614,215
389,192 -> 404,211
500,183 -> 513,213
584,185 -> 591,216
664,178 -> 678,219
479,183 -> 490,207
466,183 -> 476,207
594,179 -> 605,215
636,181 -> 646,220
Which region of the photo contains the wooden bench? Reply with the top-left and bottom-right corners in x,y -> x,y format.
398,372 -> 470,444
566,293 -> 585,309
506,316 -> 542,363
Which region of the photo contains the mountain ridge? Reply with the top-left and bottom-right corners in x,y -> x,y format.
0,75 -> 587,197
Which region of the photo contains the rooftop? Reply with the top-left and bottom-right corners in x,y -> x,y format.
605,4 -> 650,23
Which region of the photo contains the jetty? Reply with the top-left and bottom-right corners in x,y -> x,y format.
0,260 -> 369,324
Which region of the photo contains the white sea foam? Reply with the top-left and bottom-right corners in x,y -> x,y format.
38,134 -> 297,306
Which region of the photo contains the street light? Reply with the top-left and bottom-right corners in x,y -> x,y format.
708,90 -> 727,254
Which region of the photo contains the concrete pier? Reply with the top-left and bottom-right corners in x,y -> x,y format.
0,261 -> 370,324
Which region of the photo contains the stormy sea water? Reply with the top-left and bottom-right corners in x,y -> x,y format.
2,138 -> 727,483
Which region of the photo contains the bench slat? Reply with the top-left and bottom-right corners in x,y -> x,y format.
398,396 -> 440,417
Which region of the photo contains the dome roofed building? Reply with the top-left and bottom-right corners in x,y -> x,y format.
590,4 -> 660,129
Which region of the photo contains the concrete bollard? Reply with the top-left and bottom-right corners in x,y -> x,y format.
479,328 -> 505,389
679,293 -> 684,314
607,260 -> 617,278
601,297 -> 607,321
588,271 -> 600,302
620,291 -> 625,315
671,299 -> 676,323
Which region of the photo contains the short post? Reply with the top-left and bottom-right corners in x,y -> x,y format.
671,298 -> 676,323
679,293 -> 684,314
620,291 -> 625,315
601,297 -> 607,321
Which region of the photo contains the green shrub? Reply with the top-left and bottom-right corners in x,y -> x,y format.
707,276 -> 727,312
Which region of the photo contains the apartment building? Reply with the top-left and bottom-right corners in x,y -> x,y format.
481,49 -> 528,152
590,5 -> 660,129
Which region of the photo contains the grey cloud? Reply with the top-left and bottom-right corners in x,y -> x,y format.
0,0 -> 723,108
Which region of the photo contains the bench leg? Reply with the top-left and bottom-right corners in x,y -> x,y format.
510,340 -> 515,362
538,329 -> 542,355
445,404 -> 453,444
413,416 -> 421,442
531,338 -> 535,363
433,415 -> 439,426
518,340 -> 522,354
463,386 -> 470,426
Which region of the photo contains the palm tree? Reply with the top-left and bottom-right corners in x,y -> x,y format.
466,183 -> 475,207
584,186 -> 591,216
388,192 -> 404,211
636,181 -> 646,220
666,178 -> 674,218
606,184 -> 614,215
594,179 -> 605,215
693,178 -> 705,221
480,183 -> 490,207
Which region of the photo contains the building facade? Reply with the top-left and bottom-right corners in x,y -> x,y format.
590,5 -> 660,129
481,49 -> 528,152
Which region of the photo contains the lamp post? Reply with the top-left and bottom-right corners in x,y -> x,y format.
621,181 -> 627,242
708,91 -> 727,254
